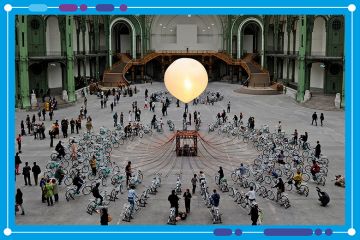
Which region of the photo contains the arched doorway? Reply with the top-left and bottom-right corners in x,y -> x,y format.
109,18 -> 136,66
238,18 -> 264,66
312,17 -> 327,56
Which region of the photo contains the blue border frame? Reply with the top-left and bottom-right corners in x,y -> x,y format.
1,0 -> 358,239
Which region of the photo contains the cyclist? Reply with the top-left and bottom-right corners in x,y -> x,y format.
210,189 -> 220,208
245,186 -> 256,205
300,132 -> 308,149
199,171 -> 206,185
72,173 -> 84,194
237,163 -> 246,177
91,182 -> 103,205
55,141 -> 65,159
292,170 -> 303,190
54,166 -> 65,185
168,190 -> 180,216
128,185 -> 138,217
273,177 -> 285,202
310,160 -> 321,181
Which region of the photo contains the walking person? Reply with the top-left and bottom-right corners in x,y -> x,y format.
40,177 -> 47,203
22,162 -> 31,186
191,174 -> 197,194
168,190 -> 180,216
227,101 -> 231,113
15,152 -> 22,175
183,189 -> 192,214
16,189 -> 25,215
70,118 -> 75,134
16,134 -> 22,153
320,113 -> 324,126
188,113 -> 192,126
42,108 -> 46,121
110,102 -> 114,112
315,141 -> 321,159
128,185 -> 138,217
249,202 -> 259,225
125,161 -> 132,187
312,112 -> 318,126
31,162 -> 41,186
218,166 -> 224,185
90,155 -> 97,176
100,207 -> 111,225
49,110 -> 54,121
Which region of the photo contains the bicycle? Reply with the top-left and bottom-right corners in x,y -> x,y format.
65,179 -> 93,201
286,179 -> 309,197
86,191 -> 111,215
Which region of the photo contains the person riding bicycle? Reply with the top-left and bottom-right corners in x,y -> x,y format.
91,182 -> 103,205
210,189 -> 220,209
237,163 -> 246,177
124,123 -> 132,137
72,173 -> 84,194
310,160 -> 321,180
54,166 -> 65,185
128,185 -> 138,217
199,171 -> 206,186
245,186 -> 256,205
55,141 -> 65,159
273,177 -> 285,201
292,170 -> 303,190
316,187 -> 330,207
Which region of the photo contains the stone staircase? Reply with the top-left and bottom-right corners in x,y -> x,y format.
242,53 -> 270,87
101,54 -> 130,88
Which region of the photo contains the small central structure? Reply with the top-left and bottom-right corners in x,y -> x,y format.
175,130 -> 198,156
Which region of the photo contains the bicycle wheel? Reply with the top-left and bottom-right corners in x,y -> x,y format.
302,173 -> 310,182
231,173 -> 238,182
65,189 -> 76,201
61,160 -> 69,169
256,145 -> 264,151
303,185 -> 309,197
304,165 -> 311,173
286,182 -> 293,191
88,172 -> 98,181
119,138 -> 125,145
242,179 -> 250,188
110,189 -> 118,201
82,185 -> 92,195
138,171 -> 144,182
215,176 -> 219,185
263,149 -> 270,156
87,201 -> 96,215
138,131 -> 144,138
264,176 -> 272,185
64,176 -> 73,186
267,190 -> 275,200
82,165 -> 90,174
253,158 -> 262,166
274,168 -> 282,177
240,197 -> 248,208
235,192 -> 241,203
228,187 -> 235,197
64,153 -> 71,161
320,176 -> 326,186
302,150 -> 310,158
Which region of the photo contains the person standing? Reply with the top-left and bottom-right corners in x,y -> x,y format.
100,207 -> 110,225
42,108 -> 46,121
84,96 -> 87,108
16,189 -> 25,215
185,103 -> 188,113
312,112 -> 318,126
40,177 -> 47,203
249,202 -> 259,225
168,190 -> 180,216
218,166 -> 224,185
22,162 -> 31,186
113,112 -> 118,127
210,189 -> 220,207
227,101 -> 231,113
315,141 -> 321,159
191,174 -> 197,194
15,152 -> 22,175
320,113 -> 324,127
277,121 -> 282,133
125,161 -> 132,186
16,134 -> 22,153
188,113 -> 192,126
120,112 -> 124,126
90,156 -> 97,176
183,189 -> 192,214
70,118 -> 75,134
76,118 -> 81,134
31,162 -> 41,185
52,179 -> 59,202
49,109 -> 54,121
110,102 -> 114,112
45,179 -> 54,206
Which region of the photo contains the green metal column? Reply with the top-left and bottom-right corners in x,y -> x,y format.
104,16 -> 110,69
65,16 -> 75,102
94,16 -> 100,80
297,16 -> 307,102
17,16 -> 30,109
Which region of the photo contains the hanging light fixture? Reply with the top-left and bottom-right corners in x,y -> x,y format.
164,58 -> 208,103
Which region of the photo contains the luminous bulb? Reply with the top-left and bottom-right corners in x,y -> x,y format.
164,58 -> 208,103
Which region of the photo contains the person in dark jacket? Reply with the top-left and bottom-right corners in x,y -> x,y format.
22,162 -> 31,186
100,207 -> 109,225
168,190 -> 180,216
312,112 -> 318,126
249,202 -> 259,225
320,113 -> 324,126
315,141 -> 321,159
92,183 -> 103,205
218,166 -> 224,185
31,162 -> 41,185
16,188 -> 25,215
273,178 -> 285,201
15,152 -> 22,175
210,189 -> 220,207
183,189 -> 192,213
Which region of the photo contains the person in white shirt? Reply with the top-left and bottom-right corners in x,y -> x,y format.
128,185 -> 138,216
245,186 -> 256,205
199,171 -> 206,185
128,111 -> 132,123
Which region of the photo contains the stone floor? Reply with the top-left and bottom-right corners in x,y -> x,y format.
14,82 -> 345,225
